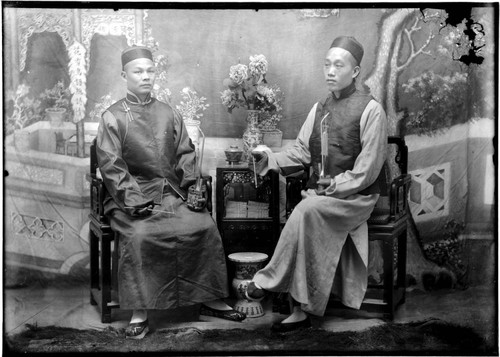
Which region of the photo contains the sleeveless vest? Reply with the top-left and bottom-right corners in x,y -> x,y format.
308,83 -> 384,195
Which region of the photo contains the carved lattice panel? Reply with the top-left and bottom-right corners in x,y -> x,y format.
11,212 -> 64,242
408,162 -> 450,221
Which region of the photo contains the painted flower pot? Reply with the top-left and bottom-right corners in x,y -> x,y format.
262,129 -> 283,148
45,108 -> 67,127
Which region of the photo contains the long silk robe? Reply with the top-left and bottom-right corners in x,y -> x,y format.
96,92 -> 228,310
253,97 -> 387,316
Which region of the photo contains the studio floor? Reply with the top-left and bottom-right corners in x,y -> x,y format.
3,275 -> 498,352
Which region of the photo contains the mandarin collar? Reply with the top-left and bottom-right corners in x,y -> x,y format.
331,81 -> 356,100
125,90 -> 152,105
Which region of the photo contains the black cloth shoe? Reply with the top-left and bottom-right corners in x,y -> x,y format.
125,319 -> 149,340
245,282 -> 266,301
200,304 -> 246,322
271,316 -> 312,334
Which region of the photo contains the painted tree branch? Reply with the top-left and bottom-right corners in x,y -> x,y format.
397,17 -> 434,72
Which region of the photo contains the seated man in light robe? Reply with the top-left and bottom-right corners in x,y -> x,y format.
246,36 -> 388,333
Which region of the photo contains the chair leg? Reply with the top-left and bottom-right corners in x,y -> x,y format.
112,235 -> 119,296
102,311 -> 112,324
89,228 -> 99,305
382,239 -> 395,319
397,228 -> 408,303
100,234 -> 112,323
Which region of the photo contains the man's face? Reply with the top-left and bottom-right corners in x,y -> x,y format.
323,47 -> 360,97
121,58 -> 156,99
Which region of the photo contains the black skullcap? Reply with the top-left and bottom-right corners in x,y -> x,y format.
121,46 -> 153,68
330,36 -> 364,65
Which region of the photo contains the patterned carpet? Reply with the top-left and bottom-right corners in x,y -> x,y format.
5,318 -> 495,354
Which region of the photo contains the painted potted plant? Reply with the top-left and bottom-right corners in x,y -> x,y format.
39,80 -> 71,127
6,83 -> 42,151
258,84 -> 284,148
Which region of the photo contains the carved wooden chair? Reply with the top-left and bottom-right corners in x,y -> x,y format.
281,136 -> 410,319
88,138 -> 213,323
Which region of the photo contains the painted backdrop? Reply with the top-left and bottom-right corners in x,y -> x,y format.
3,5 -> 496,288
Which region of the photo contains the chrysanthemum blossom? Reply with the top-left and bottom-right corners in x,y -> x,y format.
220,89 -> 235,107
257,85 -> 275,103
249,54 -> 268,76
229,64 -> 248,85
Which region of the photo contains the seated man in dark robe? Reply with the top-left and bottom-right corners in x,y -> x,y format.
96,46 -> 245,340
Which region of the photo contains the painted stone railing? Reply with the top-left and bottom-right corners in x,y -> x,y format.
4,121 -> 98,276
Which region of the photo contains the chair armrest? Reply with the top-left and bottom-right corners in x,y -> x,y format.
202,175 -> 213,215
285,170 -> 309,219
90,175 -> 109,224
389,173 -> 411,221
388,136 -> 408,175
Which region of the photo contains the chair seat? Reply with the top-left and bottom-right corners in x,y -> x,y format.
367,207 -> 391,225
368,214 -> 407,237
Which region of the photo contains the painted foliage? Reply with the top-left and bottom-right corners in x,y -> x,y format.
364,7 -> 495,285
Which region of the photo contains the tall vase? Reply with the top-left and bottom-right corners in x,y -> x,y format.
184,119 -> 201,147
242,110 -> 263,162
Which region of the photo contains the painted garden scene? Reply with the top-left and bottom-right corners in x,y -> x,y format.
3,4 -> 497,354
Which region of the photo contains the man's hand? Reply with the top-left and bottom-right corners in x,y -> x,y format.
125,203 -> 155,217
301,189 -> 318,199
249,150 -> 268,174
134,205 -> 154,216
315,177 -> 331,196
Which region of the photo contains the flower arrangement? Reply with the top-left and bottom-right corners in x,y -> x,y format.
39,80 -> 71,112
257,84 -> 284,131
176,87 -> 210,123
5,84 -> 42,135
220,54 -> 278,113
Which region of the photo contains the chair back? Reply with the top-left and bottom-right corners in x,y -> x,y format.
370,136 -> 410,223
89,138 -> 108,223
387,136 -> 410,221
